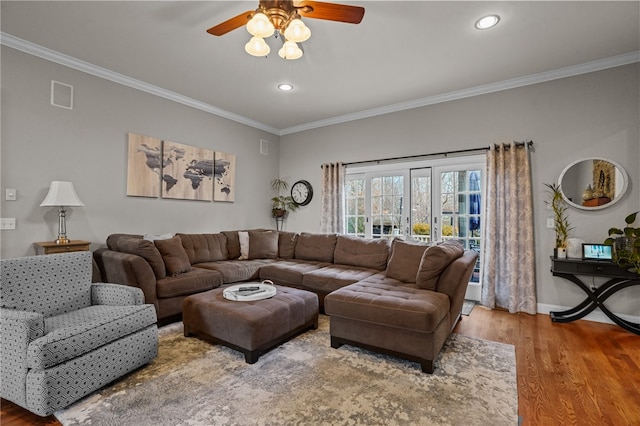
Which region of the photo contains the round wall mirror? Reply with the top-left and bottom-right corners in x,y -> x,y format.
558,158 -> 628,210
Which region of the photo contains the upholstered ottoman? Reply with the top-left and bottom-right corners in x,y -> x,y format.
183,285 -> 319,363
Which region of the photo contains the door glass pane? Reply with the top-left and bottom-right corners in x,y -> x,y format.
371,175 -> 404,239
345,177 -> 366,237
411,173 -> 431,242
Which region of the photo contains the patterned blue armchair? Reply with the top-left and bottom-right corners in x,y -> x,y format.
1,251 -> 158,416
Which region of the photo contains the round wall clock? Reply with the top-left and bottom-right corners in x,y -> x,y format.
291,180 -> 313,206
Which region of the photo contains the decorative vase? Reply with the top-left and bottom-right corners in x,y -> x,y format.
582,185 -> 594,201
566,238 -> 585,258
613,236 -> 637,263
555,247 -> 567,259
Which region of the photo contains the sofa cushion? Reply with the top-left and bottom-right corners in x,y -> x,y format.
385,239 -> 432,283
112,235 -> 166,280
278,231 -> 299,259
156,267 -> 222,298
177,233 -> 228,264
416,240 -> 465,290
334,235 -> 390,270
27,304 -> 157,369
248,230 -> 279,259
301,264 -> 378,294
259,260 -> 329,287
154,236 -> 192,276
324,280 -> 450,333
295,233 -> 337,263
194,259 -> 275,284
222,231 -> 241,259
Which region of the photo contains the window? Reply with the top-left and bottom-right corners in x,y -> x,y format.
344,155 -> 485,298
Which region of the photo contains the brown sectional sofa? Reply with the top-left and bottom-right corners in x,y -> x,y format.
93,229 -> 478,372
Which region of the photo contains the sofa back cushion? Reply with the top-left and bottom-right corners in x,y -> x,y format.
177,233 -> 228,264
295,233 -> 337,263
385,239 -> 432,283
107,234 -> 166,280
416,240 -> 465,290
278,231 -> 299,259
248,230 -> 279,259
222,231 -> 241,259
334,235 -> 390,270
154,236 -> 192,276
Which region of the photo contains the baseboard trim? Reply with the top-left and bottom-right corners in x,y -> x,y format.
537,303 -> 640,326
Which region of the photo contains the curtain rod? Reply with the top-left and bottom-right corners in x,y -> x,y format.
341,140 -> 533,167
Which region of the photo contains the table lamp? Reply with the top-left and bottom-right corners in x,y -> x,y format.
40,181 -> 84,244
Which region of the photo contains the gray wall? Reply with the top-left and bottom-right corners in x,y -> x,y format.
2,45 -> 638,317
279,64 -> 640,316
1,47 -> 280,257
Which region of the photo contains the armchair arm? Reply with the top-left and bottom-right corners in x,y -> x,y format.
91,283 -> 145,306
1,308 -> 45,406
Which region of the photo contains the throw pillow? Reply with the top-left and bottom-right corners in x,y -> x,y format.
143,232 -> 174,241
115,236 -> 166,280
238,231 -> 249,260
278,231 -> 298,259
248,230 -> 278,259
385,239 -> 432,282
416,240 -> 465,290
154,236 -> 192,276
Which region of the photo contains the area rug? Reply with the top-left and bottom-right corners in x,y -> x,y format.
55,316 -> 517,426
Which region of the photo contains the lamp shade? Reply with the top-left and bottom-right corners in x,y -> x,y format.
284,18 -> 311,43
278,41 -> 303,60
40,181 -> 84,207
246,12 -> 275,38
245,36 -> 271,56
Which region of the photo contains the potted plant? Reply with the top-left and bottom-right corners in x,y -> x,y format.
545,183 -> 572,258
271,178 -> 299,218
604,211 -> 640,274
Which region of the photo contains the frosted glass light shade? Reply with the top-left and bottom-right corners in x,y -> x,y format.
284,19 -> 311,43
40,181 -> 84,207
246,13 -> 275,38
278,41 -> 303,60
245,36 -> 271,56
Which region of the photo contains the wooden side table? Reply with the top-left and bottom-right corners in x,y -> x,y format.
33,240 -> 91,255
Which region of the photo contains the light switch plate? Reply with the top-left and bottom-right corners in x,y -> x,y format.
546,218 -> 555,229
1,218 -> 16,230
5,188 -> 16,201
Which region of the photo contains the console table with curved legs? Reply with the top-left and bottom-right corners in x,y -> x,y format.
550,257 -> 640,335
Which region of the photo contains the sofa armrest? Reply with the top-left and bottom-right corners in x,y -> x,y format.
91,283 -> 145,306
436,250 -> 478,328
93,249 -> 159,311
0,308 -> 45,406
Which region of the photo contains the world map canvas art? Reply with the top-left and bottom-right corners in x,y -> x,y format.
162,141 -> 214,201
126,133 -> 161,198
214,151 -> 236,202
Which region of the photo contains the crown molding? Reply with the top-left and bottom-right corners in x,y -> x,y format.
0,32 -> 280,135
279,50 -> 640,135
2,32 -> 638,137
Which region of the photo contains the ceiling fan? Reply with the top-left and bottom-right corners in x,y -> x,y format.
207,1 -> 365,60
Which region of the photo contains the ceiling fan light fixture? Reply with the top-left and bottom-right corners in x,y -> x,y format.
245,36 -> 270,56
278,40 -> 303,60
284,18 -> 311,43
246,12 -> 275,38
474,14 -> 500,30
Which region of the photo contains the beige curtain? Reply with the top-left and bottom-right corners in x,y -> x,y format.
481,143 -> 536,314
320,162 -> 345,233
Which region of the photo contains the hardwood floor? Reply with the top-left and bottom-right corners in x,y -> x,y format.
2,307 -> 639,426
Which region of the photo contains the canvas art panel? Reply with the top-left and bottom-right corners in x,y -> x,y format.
162,141 -> 214,201
214,152 -> 236,202
126,133 -> 161,197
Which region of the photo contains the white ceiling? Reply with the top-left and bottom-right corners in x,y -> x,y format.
2,1 -> 639,135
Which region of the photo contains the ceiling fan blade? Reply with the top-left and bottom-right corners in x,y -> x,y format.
206,10 -> 253,36
297,1 -> 365,24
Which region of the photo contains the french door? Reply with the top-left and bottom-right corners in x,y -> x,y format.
345,156 -> 484,300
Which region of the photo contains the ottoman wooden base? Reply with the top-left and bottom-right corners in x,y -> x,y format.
183,285 -> 319,363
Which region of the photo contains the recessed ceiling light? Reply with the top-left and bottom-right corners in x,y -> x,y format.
278,83 -> 294,91
475,15 -> 500,30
